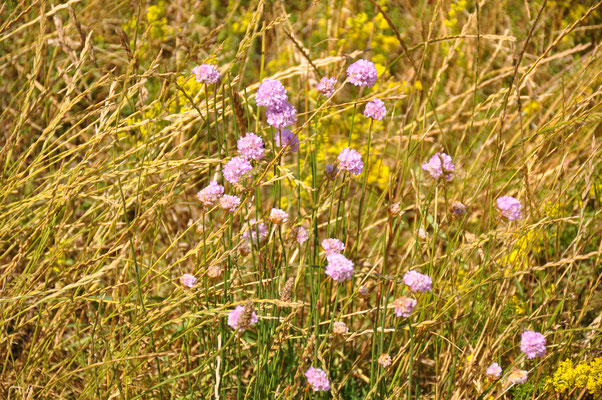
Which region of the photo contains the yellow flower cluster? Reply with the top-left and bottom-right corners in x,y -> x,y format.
500,227 -> 545,269
509,295 -> 526,315
544,358 -> 602,397
122,1 -> 173,60
523,100 -> 541,116
444,0 -> 469,30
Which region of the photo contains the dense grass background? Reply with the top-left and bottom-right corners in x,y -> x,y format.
1,0 -> 601,398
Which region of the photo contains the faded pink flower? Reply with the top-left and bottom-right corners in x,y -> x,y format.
219,194 -> 241,212
317,76 -> 337,97
227,305 -> 258,331
192,64 -> 220,84
393,297 -> 417,317
305,367 -> 330,392
179,273 -> 197,288
294,226 -> 309,244
196,180 -> 224,206
321,238 -> 345,255
269,208 -> 288,225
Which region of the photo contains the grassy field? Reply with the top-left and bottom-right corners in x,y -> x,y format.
1,0 -> 601,398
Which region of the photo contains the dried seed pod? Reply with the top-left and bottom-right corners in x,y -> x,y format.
237,300 -> 256,331
279,277 -> 295,302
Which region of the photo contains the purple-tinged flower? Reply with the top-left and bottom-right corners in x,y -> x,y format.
266,101 -> 297,129
196,180 -> 224,206
507,369 -> 528,385
332,321 -> 348,335
294,226 -> 309,244
422,152 -> 455,181
274,129 -> 299,153
269,208 -> 288,225
364,98 -> 386,121
393,297 -> 417,317
227,304 -> 258,331
242,219 -> 268,244
403,270 -> 432,293
219,194 -> 241,212
496,196 -> 523,221
237,132 -> 265,161
337,147 -> 364,176
305,367 -> 330,392
378,354 -> 392,368
451,201 -> 467,216
179,273 -> 197,288
317,77 -> 337,97
223,156 -> 253,184
255,79 -> 288,109
486,362 -> 502,380
325,163 -> 338,180
192,64 -> 220,84
325,253 -> 354,282
347,59 -> 378,87
520,330 -> 546,359
321,238 -> 345,256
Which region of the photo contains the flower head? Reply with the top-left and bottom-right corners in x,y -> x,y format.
321,238 -> 345,255
451,201 -> 467,216
520,330 -> 546,359
337,147 -> 364,176
266,101 -> 297,129
347,59 -> 378,87
242,219 -> 268,244
422,152 -> 455,181
227,303 -> 258,331
192,64 -> 220,84
305,367 -> 330,392
332,321 -> 348,335
507,369 -> 528,385
486,362 -> 502,380
237,132 -> 265,161
206,265 -> 223,279
269,208 -> 288,225
393,297 -> 417,317
389,202 -> 402,216
496,196 -> 523,221
325,163 -> 338,180
179,273 -> 197,288
274,129 -> 299,153
294,226 -> 309,244
219,194 -> 241,212
223,157 -> 253,184
417,228 -> 427,241
325,253 -> 354,282
403,270 -> 432,293
196,181 -> 224,206
256,79 -> 288,109
317,77 -> 337,97
378,353 -> 392,368
364,98 -> 386,120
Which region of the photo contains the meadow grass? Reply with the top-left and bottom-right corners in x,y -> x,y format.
1,0 -> 601,398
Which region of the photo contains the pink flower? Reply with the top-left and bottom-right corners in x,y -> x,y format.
305,367 -> 330,391
520,330 -> 546,359
321,238 -> 345,255
269,208 -> 288,224
255,79 -> 288,109
332,321 -> 348,335
219,194 -> 241,212
294,226 -> 309,244
422,152 -> 455,181
486,362 -> 502,380
196,180 -> 224,206
237,132 -> 265,161
227,305 -> 258,331
393,297 -> 417,317
325,253 -> 354,282
179,273 -> 197,288
347,59 -> 378,87
317,77 -> 337,97
378,353 -> 392,368
192,64 -> 220,84
242,219 -> 268,244
223,156 -> 253,184
266,101 -> 297,129
364,98 -> 386,120
403,270 -> 432,293
507,369 -> 528,385
496,196 -> 523,221
337,147 -> 363,176
274,129 -> 299,153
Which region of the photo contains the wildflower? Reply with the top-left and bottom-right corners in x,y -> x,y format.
274,129 -> 299,153
196,180 -> 224,206
451,201 -> 467,216
403,270 -> 432,293
496,196 -> 523,221
206,265 -> 223,279
223,157 -> 253,184
192,64 -> 220,84
321,238 -> 345,255
520,330 -> 546,359
242,219 -> 268,244
393,297 -> 417,317
325,253 -> 354,282
378,353 -> 392,368
417,228 -> 427,241
219,194 -> 241,212
317,76 -> 337,97
389,202 -> 401,216
179,273 -> 197,288
507,369 -> 528,385
332,321 -> 348,335
227,301 -> 258,331
269,208 -> 288,225
364,98 -> 386,120
265,101 -> 297,129
255,79 -> 288,109
486,362 -> 502,380
305,367 -> 330,392
294,226 -> 309,244
337,147 -> 364,176
279,277 -> 295,302
237,132 -> 265,161
422,152 -> 455,181
325,163 -> 337,180
347,59 -> 378,87
358,284 -> 371,298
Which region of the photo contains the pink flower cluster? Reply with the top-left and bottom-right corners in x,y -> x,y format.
274,129 -> 299,153
403,270 -> 432,293
422,152 -> 455,181
192,64 -> 220,84
325,253 -> 354,282
520,330 -> 546,359
294,226 -> 309,244
317,77 -> 337,98
393,297 -> 417,317
496,196 -> 523,221
305,367 -> 330,391
227,305 -> 258,331
196,180 -> 224,206
237,132 -> 265,161
321,238 -> 345,255
179,273 -> 197,288
256,79 -> 297,131
223,156 -> 253,184
337,147 -> 364,176
364,98 -> 386,121
347,59 -> 378,87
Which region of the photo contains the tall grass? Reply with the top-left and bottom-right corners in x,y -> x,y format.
1,0 -> 601,399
